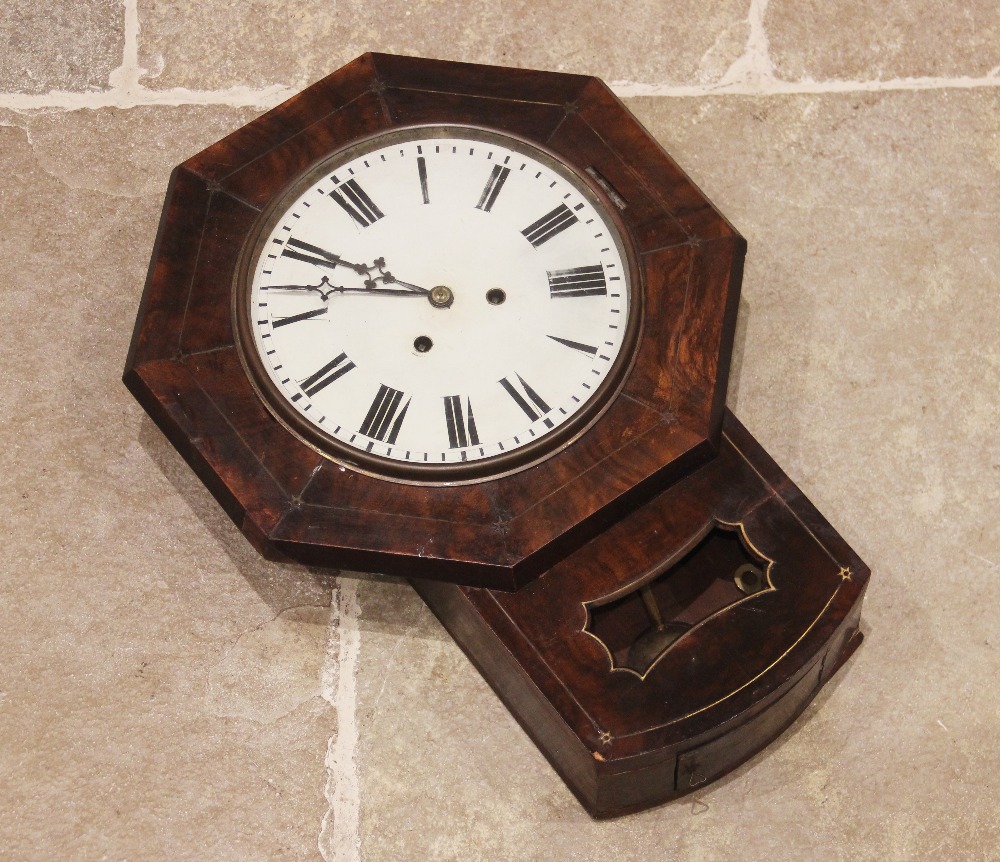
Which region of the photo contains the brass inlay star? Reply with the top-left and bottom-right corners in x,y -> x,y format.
838,566 -> 853,581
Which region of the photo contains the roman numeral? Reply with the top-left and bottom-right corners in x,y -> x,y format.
330,179 -> 384,227
281,237 -> 342,270
547,265 -> 607,298
475,165 -> 510,212
359,384 -> 410,443
273,306 -> 328,328
499,374 -> 553,426
417,156 -> 430,204
547,334 -> 598,355
299,352 -> 355,396
521,204 -> 579,247
444,395 -> 480,449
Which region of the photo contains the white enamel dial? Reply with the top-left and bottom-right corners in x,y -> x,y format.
241,127 -> 635,477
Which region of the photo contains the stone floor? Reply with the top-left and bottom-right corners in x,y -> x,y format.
1,2 -> 998,860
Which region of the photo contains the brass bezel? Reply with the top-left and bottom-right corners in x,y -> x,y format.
233,124 -> 644,485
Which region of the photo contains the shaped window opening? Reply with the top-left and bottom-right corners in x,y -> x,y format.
584,523 -> 773,678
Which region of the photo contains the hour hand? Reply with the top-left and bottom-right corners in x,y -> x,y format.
267,276 -> 340,301
376,273 -> 429,295
282,240 -> 430,296
369,257 -> 429,295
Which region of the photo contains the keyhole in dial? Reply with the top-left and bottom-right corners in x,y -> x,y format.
486,288 -> 506,305
413,335 -> 433,353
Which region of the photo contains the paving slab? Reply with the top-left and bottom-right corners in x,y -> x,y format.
134,0 -> 752,91
0,1 -> 124,94
0,106 -> 340,861
766,0 -> 1000,81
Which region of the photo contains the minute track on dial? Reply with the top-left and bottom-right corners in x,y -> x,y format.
243,127 -> 634,477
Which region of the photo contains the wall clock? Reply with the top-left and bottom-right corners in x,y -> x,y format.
125,53 -> 869,816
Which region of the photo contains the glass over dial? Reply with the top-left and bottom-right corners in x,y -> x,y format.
238,126 -> 637,480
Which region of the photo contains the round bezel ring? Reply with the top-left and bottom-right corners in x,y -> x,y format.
232,124 -> 644,485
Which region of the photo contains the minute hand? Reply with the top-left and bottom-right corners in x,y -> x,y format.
268,278 -> 428,300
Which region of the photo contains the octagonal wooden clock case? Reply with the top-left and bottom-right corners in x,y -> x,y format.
124,53 -> 870,817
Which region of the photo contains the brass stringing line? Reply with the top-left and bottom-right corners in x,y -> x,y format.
614,471 -> 849,732
614,442 -> 851,732
722,430 -> 844,569
579,615 -> 629,676
578,520 -> 717,680
489,594 -> 604,735
618,585 -> 843,735
720,519 -> 777,577
386,84 -> 566,109
491,433 -> 848,738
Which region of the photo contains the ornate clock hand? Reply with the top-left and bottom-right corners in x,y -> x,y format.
329,285 -> 431,297
285,239 -> 402,282
367,257 -> 430,295
380,275 -> 430,295
267,276 -> 341,301
268,276 -> 430,300
285,244 -> 432,296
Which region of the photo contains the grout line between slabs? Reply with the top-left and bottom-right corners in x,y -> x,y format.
611,74 -> 1000,97
2,0 -> 998,114
1,74 -> 997,113
0,0 -> 996,114
319,578 -> 362,862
